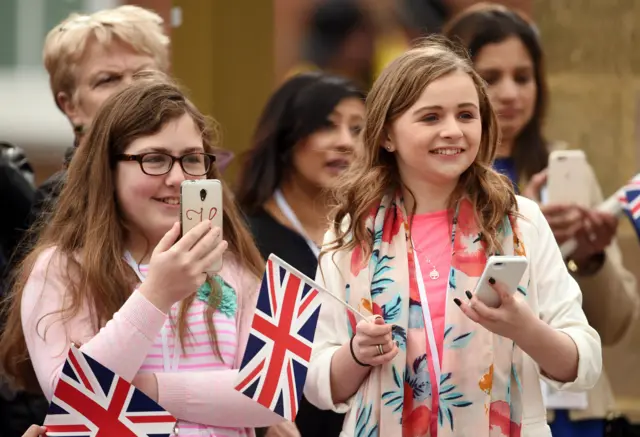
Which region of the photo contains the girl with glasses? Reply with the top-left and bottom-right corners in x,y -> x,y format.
0,74 -> 283,436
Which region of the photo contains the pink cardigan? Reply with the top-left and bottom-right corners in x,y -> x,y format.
21,247 -> 282,429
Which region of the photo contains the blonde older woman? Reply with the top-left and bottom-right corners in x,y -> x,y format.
28,5 -> 170,226
46,5 -> 169,140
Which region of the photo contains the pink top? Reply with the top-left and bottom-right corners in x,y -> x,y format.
21,247 -> 282,436
412,210 -> 452,437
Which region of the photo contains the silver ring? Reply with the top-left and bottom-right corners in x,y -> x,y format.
376,344 -> 384,356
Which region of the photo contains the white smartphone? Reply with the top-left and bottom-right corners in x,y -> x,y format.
473,255 -> 528,308
180,179 -> 224,273
546,150 -> 591,206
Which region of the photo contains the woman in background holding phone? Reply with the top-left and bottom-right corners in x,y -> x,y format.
236,72 -> 365,437
305,37 -> 600,437
444,5 -> 638,436
0,73 -> 283,436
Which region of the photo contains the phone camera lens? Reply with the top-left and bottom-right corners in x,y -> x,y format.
200,189 -> 207,201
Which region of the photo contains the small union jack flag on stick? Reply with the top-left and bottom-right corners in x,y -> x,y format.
619,174 -> 640,239
233,255 -> 326,421
44,345 -> 176,437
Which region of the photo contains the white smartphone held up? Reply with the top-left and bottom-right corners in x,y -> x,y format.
180,179 -> 224,273
473,255 -> 529,308
546,150 -> 591,206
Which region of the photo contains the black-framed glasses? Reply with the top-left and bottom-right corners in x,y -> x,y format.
116,152 -> 216,176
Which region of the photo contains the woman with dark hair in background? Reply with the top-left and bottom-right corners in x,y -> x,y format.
236,71 -> 365,437
444,4 -> 639,436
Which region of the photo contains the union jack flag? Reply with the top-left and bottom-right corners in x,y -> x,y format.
234,254 -> 323,421
618,174 -> 640,239
44,345 -> 176,437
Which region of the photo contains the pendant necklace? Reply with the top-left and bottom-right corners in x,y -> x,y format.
425,258 -> 441,280
416,219 -> 458,281
417,243 -> 450,281
411,205 -> 459,281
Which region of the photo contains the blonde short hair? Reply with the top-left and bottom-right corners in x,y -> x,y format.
43,5 -> 170,109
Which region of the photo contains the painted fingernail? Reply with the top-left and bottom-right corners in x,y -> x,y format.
489,277 -> 496,285
453,298 -> 462,306
465,290 -> 473,299
395,340 -> 399,347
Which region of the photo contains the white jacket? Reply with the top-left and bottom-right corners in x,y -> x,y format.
305,196 -> 602,437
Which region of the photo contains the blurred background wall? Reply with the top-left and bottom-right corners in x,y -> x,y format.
532,0 -> 640,284
1,0 -> 637,197
534,0 -> 640,197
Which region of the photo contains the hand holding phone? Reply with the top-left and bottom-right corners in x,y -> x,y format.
457,255 -> 537,342
181,179 -> 224,273
141,220 -> 227,313
473,256 -> 528,308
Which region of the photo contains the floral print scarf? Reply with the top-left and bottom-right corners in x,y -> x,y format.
344,193 -> 527,437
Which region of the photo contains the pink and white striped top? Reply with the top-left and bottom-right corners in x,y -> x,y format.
22,248 -> 283,437
137,264 -> 248,437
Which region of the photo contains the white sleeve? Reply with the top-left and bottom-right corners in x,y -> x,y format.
529,202 -> 602,391
304,235 -> 353,413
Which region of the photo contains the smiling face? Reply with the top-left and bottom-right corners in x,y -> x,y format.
115,113 -> 205,245
59,38 -> 158,131
386,70 -> 482,193
290,97 -> 365,190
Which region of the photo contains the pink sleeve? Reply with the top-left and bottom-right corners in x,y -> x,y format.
233,259 -> 259,368
21,248 -> 168,400
154,370 -> 282,427
153,259 -> 282,427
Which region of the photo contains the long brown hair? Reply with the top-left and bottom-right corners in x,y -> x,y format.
0,73 -> 264,391
327,36 -> 517,260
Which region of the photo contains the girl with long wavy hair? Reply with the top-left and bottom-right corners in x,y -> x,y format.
303,38 -> 601,437
0,74 -> 282,436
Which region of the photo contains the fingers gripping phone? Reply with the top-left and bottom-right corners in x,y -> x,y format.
473,256 -> 529,308
180,179 -> 224,273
